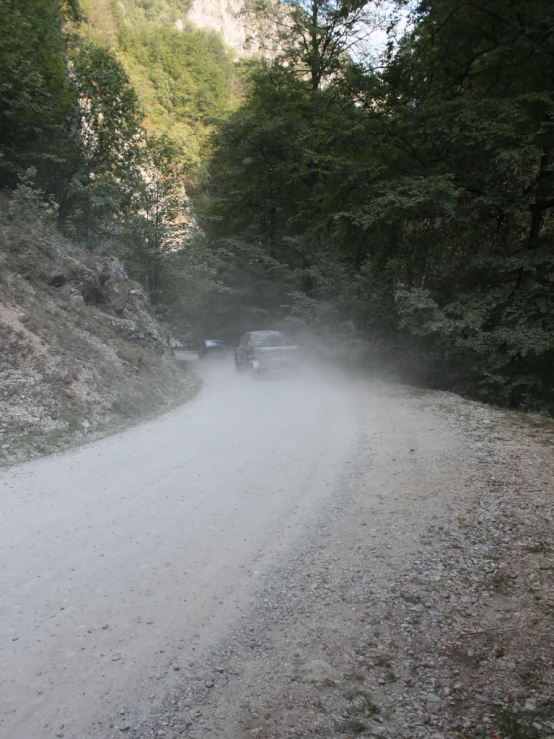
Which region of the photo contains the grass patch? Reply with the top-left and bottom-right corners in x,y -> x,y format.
495,710 -> 540,739
335,718 -> 367,734
116,342 -> 145,366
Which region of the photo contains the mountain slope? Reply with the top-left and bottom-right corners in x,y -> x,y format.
79,0 -> 244,160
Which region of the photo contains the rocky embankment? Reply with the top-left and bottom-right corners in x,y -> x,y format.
0,201 -> 197,466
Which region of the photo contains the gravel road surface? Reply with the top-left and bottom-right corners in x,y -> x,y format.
2,355 -> 553,739
1,356 -> 368,738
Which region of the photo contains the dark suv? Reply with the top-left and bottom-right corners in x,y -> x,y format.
198,339 -> 226,359
234,331 -> 286,370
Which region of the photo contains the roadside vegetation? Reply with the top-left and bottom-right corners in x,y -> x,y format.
1,0 -> 553,414
200,0 -> 554,412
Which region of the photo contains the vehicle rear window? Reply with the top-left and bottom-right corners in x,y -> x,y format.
205,340 -> 224,346
250,332 -> 285,346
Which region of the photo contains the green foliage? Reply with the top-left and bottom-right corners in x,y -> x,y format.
0,0 -> 227,320
245,0 -> 384,90
118,23 -> 235,160
115,135 -> 190,302
79,0 -> 238,162
201,0 -> 554,412
3,0 -> 553,413
71,42 -> 142,176
203,58 -> 372,271
119,0 -> 192,25
8,169 -> 59,223
0,0 -> 75,188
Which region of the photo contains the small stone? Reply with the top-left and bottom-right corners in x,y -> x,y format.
475,695 -> 493,705
426,693 -> 441,712
371,726 -> 387,737
524,701 -> 537,712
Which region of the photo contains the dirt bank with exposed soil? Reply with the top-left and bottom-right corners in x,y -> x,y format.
0,202 -> 198,466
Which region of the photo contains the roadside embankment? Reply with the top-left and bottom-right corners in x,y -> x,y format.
0,203 -> 199,466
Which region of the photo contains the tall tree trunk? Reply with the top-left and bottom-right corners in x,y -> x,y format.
528,150 -> 551,250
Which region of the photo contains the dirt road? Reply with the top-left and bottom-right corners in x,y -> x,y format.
1,356 -> 553,739
0,356 -> 367,738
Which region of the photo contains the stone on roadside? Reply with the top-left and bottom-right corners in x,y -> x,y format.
426,693 -> 441,712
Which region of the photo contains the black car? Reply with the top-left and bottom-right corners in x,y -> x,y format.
234,331 -> 287,370
198,339 -> 226,358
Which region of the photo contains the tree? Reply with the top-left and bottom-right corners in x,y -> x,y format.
246,0 -> 384,91
0,0 -> 76,188
42,41 -> 146,224
117,22 -> 236,163
202,0 -> 554,411
342,0 -> 554,407
119,136 -> 189,304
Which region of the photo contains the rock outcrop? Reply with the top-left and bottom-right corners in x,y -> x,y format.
186,0 -> 252,51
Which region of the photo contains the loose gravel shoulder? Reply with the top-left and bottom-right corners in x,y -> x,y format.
128,380 -> 554,739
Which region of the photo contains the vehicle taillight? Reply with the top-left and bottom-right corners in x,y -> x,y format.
223,345 -> 226,349
282,339 -> 286,345
247,340 -> 251,346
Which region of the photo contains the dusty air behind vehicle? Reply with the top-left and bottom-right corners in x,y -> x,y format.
234,331 -> 298,376
198,339 -> 227,359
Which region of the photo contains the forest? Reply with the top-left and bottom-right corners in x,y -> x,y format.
1,0 -> 553,412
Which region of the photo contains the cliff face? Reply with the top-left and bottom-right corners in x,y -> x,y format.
186,0 -> 252,52
83,0 -> 254,53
